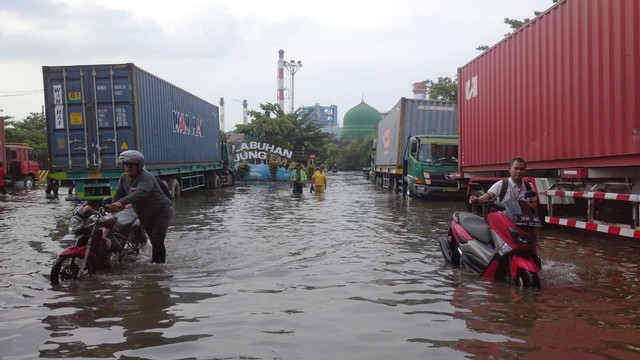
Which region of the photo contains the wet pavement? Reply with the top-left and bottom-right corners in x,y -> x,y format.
1,172 -> 639,359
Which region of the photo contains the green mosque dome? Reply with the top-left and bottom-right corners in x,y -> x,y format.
341,101 -> 382,140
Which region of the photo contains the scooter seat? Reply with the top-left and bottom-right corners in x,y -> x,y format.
116,208 -> 138,230
457,212 -> 493,245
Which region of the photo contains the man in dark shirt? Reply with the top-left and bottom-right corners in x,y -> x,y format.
109,150 -> 173,263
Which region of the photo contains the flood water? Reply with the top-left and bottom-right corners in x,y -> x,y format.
1,172 -> 639,359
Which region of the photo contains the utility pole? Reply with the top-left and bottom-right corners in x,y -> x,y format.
283,59 -> 302,113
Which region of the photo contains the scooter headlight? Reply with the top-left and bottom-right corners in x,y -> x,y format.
68,216 -> 85,233
509,228 -> 536,244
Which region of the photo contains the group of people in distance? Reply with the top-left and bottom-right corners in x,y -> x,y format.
290,163 -> 327,194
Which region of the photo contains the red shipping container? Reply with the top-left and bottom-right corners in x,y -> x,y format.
0,118 -> 6,166
458,0 -> 640,173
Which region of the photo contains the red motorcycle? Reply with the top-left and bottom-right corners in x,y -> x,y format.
50,197 -> 145,285
439,192 -> 542,288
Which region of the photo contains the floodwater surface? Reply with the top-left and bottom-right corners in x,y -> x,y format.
1,173 -> 639,359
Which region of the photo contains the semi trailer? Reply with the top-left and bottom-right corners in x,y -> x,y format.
457,0 -> 640,238
372,98 -> 461,197
43,63 -> 233,201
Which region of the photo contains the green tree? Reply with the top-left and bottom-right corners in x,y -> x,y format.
5,112 -> 47,163
235,102 -> 332,161
0,109 -> 13,123
476,0 -> 559,51
423,77 -> 458,102
338,134 -> 376,171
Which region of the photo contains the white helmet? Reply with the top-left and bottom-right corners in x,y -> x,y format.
118,150 -> 145,171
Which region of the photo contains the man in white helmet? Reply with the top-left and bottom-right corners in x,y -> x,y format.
109,150 -> 173,263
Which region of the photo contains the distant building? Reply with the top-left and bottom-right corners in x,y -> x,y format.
341,101 -> 382,140
299,103 -> 340,138
299,103 -> 338,127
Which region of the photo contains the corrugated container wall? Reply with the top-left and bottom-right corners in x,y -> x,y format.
43,63 -> 221,171
457,0 -> 640,172
376,98 -> 457,167
0,118 -> 6,166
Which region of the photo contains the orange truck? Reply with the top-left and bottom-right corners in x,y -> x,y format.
0,118 -> 40,188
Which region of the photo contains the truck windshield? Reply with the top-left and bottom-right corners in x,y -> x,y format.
418,143 -> 458,163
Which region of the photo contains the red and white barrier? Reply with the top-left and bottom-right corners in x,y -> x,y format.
544,190 -> 640,239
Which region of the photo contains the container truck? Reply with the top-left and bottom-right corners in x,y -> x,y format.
0,118 -> 40,188
372,98 -> 461,197
457,0 -> 640,238
42,63 -> 233,201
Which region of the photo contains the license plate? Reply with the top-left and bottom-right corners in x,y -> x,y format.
513,214 -> 542,227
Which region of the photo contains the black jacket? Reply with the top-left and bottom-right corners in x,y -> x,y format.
113,170 -> 172,224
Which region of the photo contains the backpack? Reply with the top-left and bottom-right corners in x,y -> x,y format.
155,176 -> 174,200
498,178 -> 532,202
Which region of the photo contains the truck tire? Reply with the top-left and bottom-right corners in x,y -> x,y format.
22,176 -> 35,189
168,178 -> 181,199
204,174 -> 214,189
213,175 -> 221,189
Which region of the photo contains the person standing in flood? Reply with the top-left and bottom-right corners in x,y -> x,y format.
0,162 -> 7,195
290,163 -> 307,194
312,165 -> 327,193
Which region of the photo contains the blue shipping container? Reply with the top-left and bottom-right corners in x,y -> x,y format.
42,63 -> 221,171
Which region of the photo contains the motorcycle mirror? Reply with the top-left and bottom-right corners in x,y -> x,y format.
102,196 -> 113,205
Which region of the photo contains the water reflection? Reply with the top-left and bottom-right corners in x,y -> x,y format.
42,268 -> 217,358
0,176 -> 639,359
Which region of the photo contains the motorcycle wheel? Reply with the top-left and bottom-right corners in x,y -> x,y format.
441,234 -> 461,266
514,269 -> 541,289
50,255 -> 94,285
450,237 -> 460,266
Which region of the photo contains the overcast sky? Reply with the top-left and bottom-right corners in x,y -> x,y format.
0,0 -> 553,131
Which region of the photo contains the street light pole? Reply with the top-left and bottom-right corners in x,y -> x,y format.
283,59 -> 302,113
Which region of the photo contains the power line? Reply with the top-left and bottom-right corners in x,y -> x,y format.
0,89 -> 44,97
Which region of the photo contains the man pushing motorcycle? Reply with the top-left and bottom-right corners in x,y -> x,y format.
469,157 -> 538,212
108,150 -> 173,264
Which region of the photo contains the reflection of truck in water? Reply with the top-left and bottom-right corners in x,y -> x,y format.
0,118 -> 40,189
371,98 -> 461,197
42,63 -> 233,201
457,0 -> 640,238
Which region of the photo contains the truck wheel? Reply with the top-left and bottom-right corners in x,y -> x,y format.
23,176 -> 35,189
204,174 -> 214,189
168,178 -> 181,199
213,175 -> 221,189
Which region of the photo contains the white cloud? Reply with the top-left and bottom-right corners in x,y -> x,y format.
0,0 -> 554,130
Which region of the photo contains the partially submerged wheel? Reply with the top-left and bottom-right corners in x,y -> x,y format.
50,255 -> 94,285
19,176 -> 35,189
168,178 -> 181,199
439,233 -> 460,266
514,269 -> 541,289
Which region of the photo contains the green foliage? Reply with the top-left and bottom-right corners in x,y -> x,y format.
235,161 -> 250,181
424,77 -> 458,102
330,134 -> 376,171
268,159 -> 279,180
4,112 -> 48,163
477,1 -> 557,51
306,164 -> 316,179
235,102 -> 332,160
0,109 -> 13,123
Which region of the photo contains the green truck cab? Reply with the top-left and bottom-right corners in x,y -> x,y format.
403,135 -> 459,197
